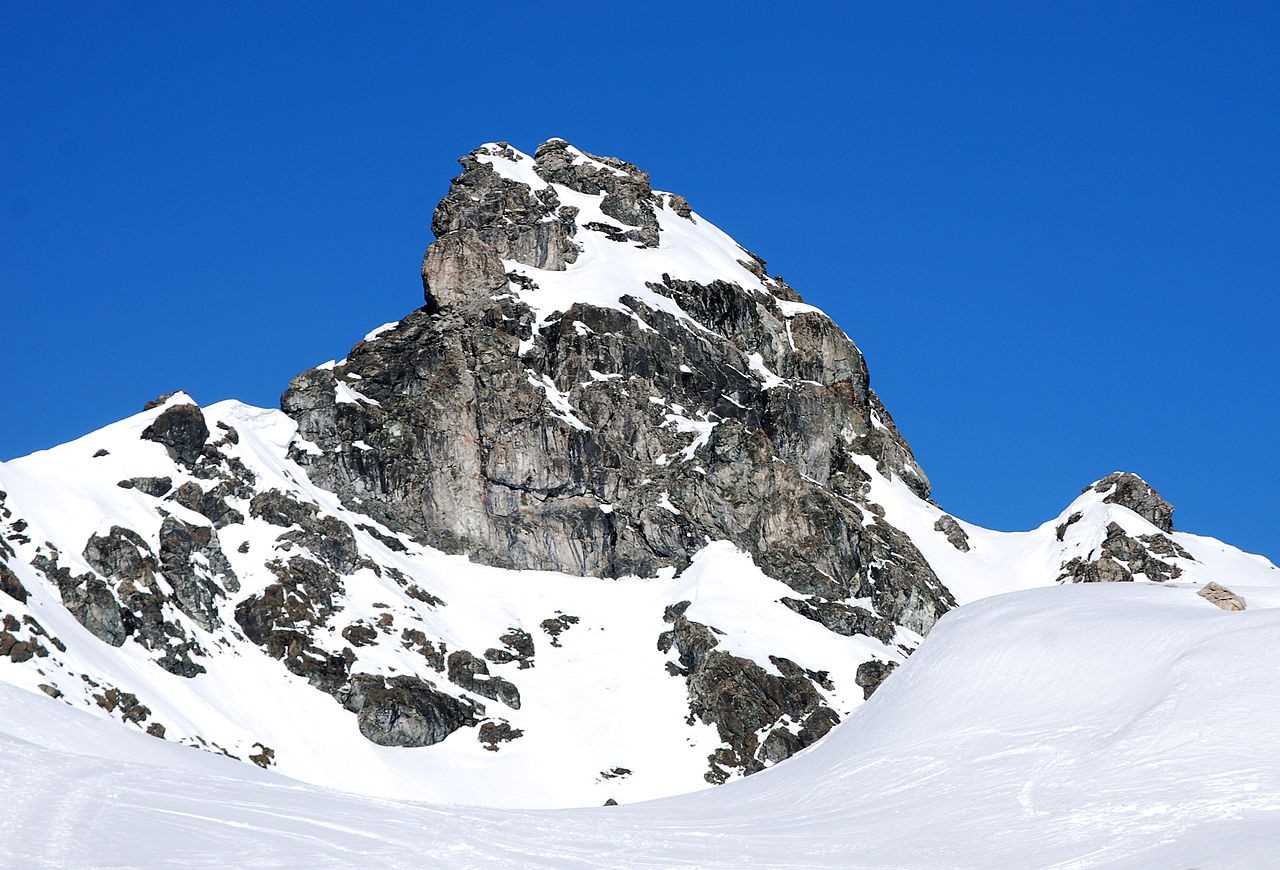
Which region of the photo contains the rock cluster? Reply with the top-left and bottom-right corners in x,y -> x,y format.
1059,521 -> 1192,585
1092,472 -> 1174,532
0,612 -> 55,663
82,526 -> 208,676
658,601 -> 839,781
447,650 -> 521,709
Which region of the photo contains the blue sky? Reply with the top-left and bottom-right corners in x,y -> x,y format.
3,3 -> 1276,561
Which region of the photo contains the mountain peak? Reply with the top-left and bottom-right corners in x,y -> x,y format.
3,140 -> 1275,816
424,138 -> 766,314
1086,471 -> 1174,532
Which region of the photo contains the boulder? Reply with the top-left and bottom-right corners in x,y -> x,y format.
855,659 -> 898,699
342,673 -> 479,748
1198,582 -> 1246,612
141,403 -> 209,467
933,514 -> 971,552
0,561 -> 28,604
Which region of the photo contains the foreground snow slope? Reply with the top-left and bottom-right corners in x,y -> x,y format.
5,582 -> 1278,869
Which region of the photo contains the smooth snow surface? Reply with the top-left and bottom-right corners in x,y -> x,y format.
4,583 -> 1278,869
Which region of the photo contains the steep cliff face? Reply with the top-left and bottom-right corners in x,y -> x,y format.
283,139 -> 950,634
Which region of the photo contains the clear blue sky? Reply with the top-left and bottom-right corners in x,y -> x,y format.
3,3 -> 1276,562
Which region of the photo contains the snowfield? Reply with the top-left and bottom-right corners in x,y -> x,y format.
4,582 -> 1278,869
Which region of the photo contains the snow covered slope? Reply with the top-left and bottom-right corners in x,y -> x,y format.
3,387 -> 1272,811
5,582 -> 1278,869
0,394 -> 897,807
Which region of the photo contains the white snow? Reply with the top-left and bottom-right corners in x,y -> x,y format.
774,299 -> 827,319
656,491 -> 681,515
334,382 -> 380,407
747,352 -> 786,390
362,320 -> 399,342
526,372 -> 591,430
3,582 -> 1277,868
473,142 -> 549,191
663,412 -> 717,462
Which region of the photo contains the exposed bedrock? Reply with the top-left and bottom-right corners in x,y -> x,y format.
282,141 -> 952,637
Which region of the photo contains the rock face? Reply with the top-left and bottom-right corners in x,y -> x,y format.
284,138 -> 952,637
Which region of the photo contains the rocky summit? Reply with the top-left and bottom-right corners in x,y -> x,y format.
0,140 -> 1276,809
284,139 -> 950,633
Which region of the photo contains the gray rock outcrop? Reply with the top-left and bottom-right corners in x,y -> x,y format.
341,673 -> 480,747
158,517 -> 238,631
933,514 -> 970,552
282,138 -> 953,638
1059,519 -> 1192,585
1092,472 -> 1174,532
33,550 -> 128,647
658,600 -> 842,781
0,561 -> 28,604
141,403 -> 209,467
